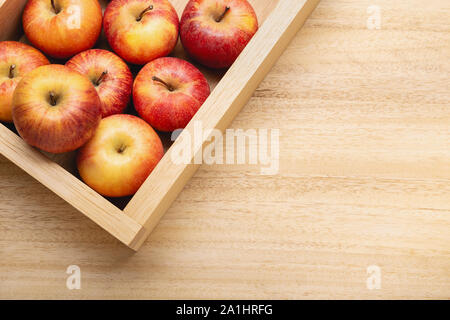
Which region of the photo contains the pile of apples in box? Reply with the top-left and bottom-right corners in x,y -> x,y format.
0,0 -> 258,197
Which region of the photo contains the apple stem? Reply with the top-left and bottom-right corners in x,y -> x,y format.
51,0 -> 59,14
9,65 -> 16,79
152,76 -> 174,92
216,6 -> 230,22
117,144 -> 127,154
137,4 -> 154,21
95,71 -> 108,86
49,91 -> 57,106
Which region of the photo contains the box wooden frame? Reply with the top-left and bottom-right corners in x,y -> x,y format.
0,0 -> 320,250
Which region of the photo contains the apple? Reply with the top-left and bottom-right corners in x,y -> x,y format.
180,0 -> 258,69
133,57 -> 210,132
66,49 -> 133,118
12,64 -> 101,154
103,0 -> 179,65
22,0 -> 103,59
0,41 -> 49,123
77,114 -> 164,197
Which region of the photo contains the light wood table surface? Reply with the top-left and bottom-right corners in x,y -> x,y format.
1,0 -> 449,299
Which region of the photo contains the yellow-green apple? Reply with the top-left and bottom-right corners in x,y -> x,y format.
12,64 -> 101,153
103,0 -> 179,65
77,114 -> 164,197
66,49 -> 133,117
133,57 -> 210,132
0,41 -> 49,123
180,0 -> 258,69
22,0 -> 103,59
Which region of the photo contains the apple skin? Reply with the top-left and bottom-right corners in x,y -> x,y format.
12,64 -> 102,154
0,41 -> 49,123
180,0 -> 258,69
103,0 -> 179,65
66,49 -> 133,118
133,57 -> 210,132
22,0 -> 103,59
77,114 -> 164,197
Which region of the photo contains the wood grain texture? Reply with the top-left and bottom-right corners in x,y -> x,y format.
0,0 -> 449,299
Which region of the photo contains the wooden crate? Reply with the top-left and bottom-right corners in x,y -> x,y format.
0,0 -> 320,250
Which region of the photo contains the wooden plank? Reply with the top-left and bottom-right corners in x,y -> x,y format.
124,0 -> 321,248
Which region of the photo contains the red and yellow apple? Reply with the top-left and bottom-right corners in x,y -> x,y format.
77,114 -> 164,197
12,64 -> 101,153
22,0 -> 103,59
66,49 -> 133,118
180,0 -> 258,69
0,41 -> 49,122
133,57 -> 210,132
103,0 -> 179,65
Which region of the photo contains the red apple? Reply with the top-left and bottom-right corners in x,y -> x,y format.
180,0 -> 258,69
0,41 -> 49,123
22,0 -> 103,59
103,0 -> 179,65
77,114 -> 164,197
133,57 -> 210,132
66,49 -> 133,118
12,64 -> 101,153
